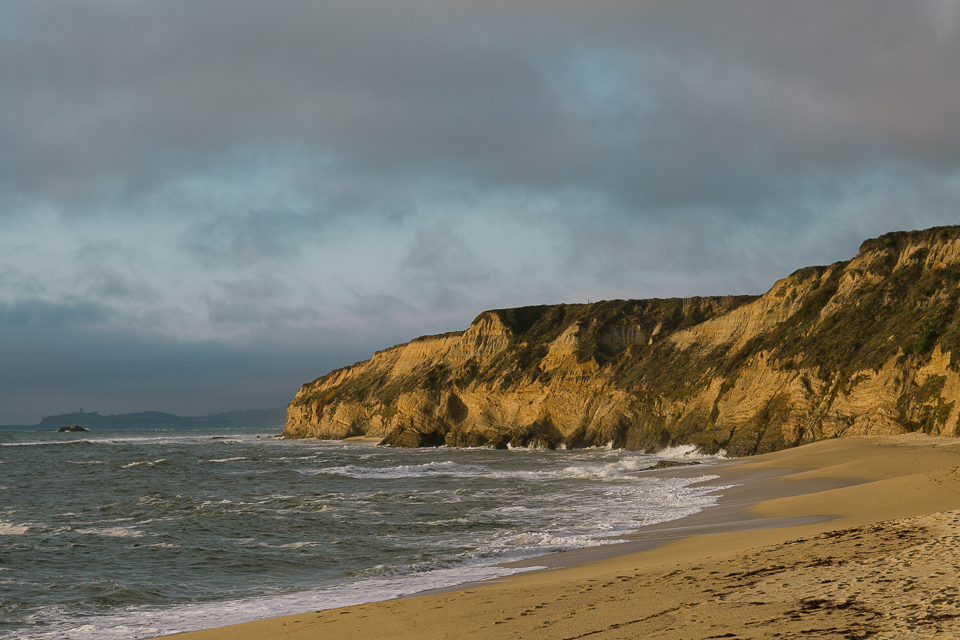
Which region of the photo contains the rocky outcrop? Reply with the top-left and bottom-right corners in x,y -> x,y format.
285,226 -> 960,456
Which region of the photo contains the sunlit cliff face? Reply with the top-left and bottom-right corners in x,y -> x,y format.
284,228 -> 960,455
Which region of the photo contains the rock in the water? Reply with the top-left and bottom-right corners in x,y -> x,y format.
648,460 -> 701,470
58,424 -> 88,432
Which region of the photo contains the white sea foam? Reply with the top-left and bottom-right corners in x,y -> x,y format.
273,541 -> 318,549
23,563 -> 542,640
0,432 -> 266,448
560,460 -> 647,479
0,520 -> 30,535
310,452 -> 714,484
0,439 -> 93,447
302,460 -> 486,479
75,526 -> 145,538
121,459 -> 168,468
208,457 -> 248,463
657,444 -> 727,460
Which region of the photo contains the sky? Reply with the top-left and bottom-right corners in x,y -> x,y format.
2,0 -> 960,424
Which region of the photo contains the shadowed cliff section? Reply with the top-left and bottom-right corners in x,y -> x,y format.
285,226 -> 960,456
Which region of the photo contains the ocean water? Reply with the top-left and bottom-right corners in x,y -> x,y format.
0,423 -> 728,639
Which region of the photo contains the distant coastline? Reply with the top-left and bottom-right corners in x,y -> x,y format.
37,407 -> 286,427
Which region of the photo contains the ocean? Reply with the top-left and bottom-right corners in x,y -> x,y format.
0,423 -> 728,639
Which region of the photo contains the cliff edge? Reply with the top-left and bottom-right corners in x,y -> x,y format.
285,226 -> 960,456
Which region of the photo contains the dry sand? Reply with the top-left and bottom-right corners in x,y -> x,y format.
167,434 -> 960,639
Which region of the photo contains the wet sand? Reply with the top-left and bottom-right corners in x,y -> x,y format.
166,434 -> 960,639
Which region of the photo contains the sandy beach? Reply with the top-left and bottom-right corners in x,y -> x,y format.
168,434 -> 960,639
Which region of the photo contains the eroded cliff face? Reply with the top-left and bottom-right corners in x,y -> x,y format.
285,226 -> 960,456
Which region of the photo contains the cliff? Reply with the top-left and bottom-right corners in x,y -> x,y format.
285,226 -> 960,456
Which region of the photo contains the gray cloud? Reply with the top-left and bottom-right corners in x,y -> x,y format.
4,0 -> 958,212
2,0 -> 960,422
183,210 -> 312,267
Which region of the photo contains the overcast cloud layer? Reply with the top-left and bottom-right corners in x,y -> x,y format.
2,0 -> 960,424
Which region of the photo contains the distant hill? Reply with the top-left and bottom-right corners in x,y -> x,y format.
39,407 -> 286,427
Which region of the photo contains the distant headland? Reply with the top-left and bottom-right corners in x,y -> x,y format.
39,407 -> 286,427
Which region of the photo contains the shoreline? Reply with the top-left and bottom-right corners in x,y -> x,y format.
164,434 -> 960,638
